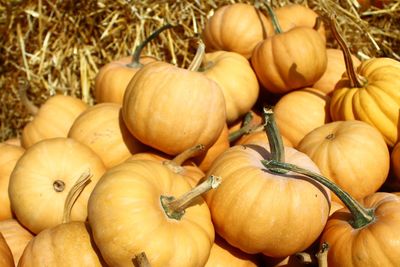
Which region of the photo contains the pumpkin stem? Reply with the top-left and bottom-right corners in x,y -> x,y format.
316,242 -> 329,267
262,160 -> 375,229
295,252 -> 315,265
62,169 -> 92,224
329,15 -> 364,88
160,175 -> 221,220
18,79 -> 39,115
264,3 -> 283,34
188,40 -> 206,72
132,252 -> 151,267
128,23 -> 176,68
163,144 -> 205,173
228,112 -> 262,143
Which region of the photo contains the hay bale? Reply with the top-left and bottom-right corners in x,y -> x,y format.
1,0 -> 399,141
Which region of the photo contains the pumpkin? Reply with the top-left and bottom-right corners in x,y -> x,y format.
391,142 -> 400,181
202,3 -> 273,58
18,171 -> 106,267
94,24 -> 175,104
297,120 -> 389,202
88,160 -> 217,267
201,50 -> 259,123
68,103 -> 147,169
204,235 -> 260,267
204,109 -> 330,257
328,16 -> 400,146
0,219 -> 34,265
274,88 -> 331,147
0,232 -> 14,267
9,137 -> 106,234
0,143 -> 25,220
122,43 -> 226,155
251,5 -> 327,94
21,95 -> 88,148
313,48 -> 361,94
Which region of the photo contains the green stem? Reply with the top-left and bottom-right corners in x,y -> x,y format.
264,3 -> 283,34
127,23 -> 176,68
262,107 -> 285,163
261,160 -> 375,229
228,112 -> 256,143
160,175 -> 221,220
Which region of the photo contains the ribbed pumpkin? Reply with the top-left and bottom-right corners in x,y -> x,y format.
21,95 -> 88,148
297,120 -> 389,202
0,232 -> 14,267
0,219 -> 34,265
274,88 -> 330,147
201,51 -> 259,123
68,103 -> 147,169
9,138 -> 106,234
122,44 -> 226,155
251,5 -> 327,94
328,17 -> 400,146
0,143 -> 25,220
202,3 -> 273,58
88,160 -> 216,267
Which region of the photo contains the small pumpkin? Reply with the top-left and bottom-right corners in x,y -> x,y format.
9,138 -> 106,234
68,103 -> 147,169
202,3 -> 273,58
88,160 -> 217,266
21,95 -> 88,148
0,143 -> 25,220
297,120 -> 390,202
0,219 -> 34,265
251,5 -> 327,94
94,24 -> 174,104
273,87 -> 331,147
122,43 -> 226,155
0,232 -> 14,267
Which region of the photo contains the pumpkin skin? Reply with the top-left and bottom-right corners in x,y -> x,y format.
8,138 -> 106,234
330,57 -> 400,146
0,232 -> 14,267
297,120 -> 389,202
94,56 -> 156,104
21,95 -> 88,148
321,192 -> 400,266
205,143 -> 330,257
274,88 -> 331,147
88,160 -> 214,267
313,48 -> 361,94
122,61 -> 226,155
18,222 -> 106,267
202,3 -> 273,58
201,51 -> 259,123
68,103 -> 147,169
0,219 -> 34,265
4,138 -> 21,146
0,143 -> 25,220
251,27 -> 327,94
391,142 -> 400,181
205,235 -> 260,267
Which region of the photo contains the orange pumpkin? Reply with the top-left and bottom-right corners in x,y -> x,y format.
68,103 -> 147,168
297,120 -> 389,202
274,88 -> 331,147
202,3 -> 273,58
0,143 -> 25,220
122,43 -> 226,155
391,142 -> 400,181
88,160 -> 216,266
94,24 -> 174,104
9,138 -> 106,234
251,5 -> 327,94
0,219 -> 34,265
21,95 -> 88,148
0,232 -> 14,267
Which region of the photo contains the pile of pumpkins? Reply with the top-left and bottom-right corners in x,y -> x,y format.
1,2 -> 400,267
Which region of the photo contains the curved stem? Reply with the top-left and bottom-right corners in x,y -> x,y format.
18,80 -> 39,115
228,112 -> 257,143
262,107 -> 285,163
62,169 -> 92,224
127,23 -> 176,68
188,40 -> 205,71
329,15 -> 363,88
163,144 -> 205,173
264,3 -> 283,34
160,175 -> 221,220
261,160 -> 375,229
316,242 -> 329,267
